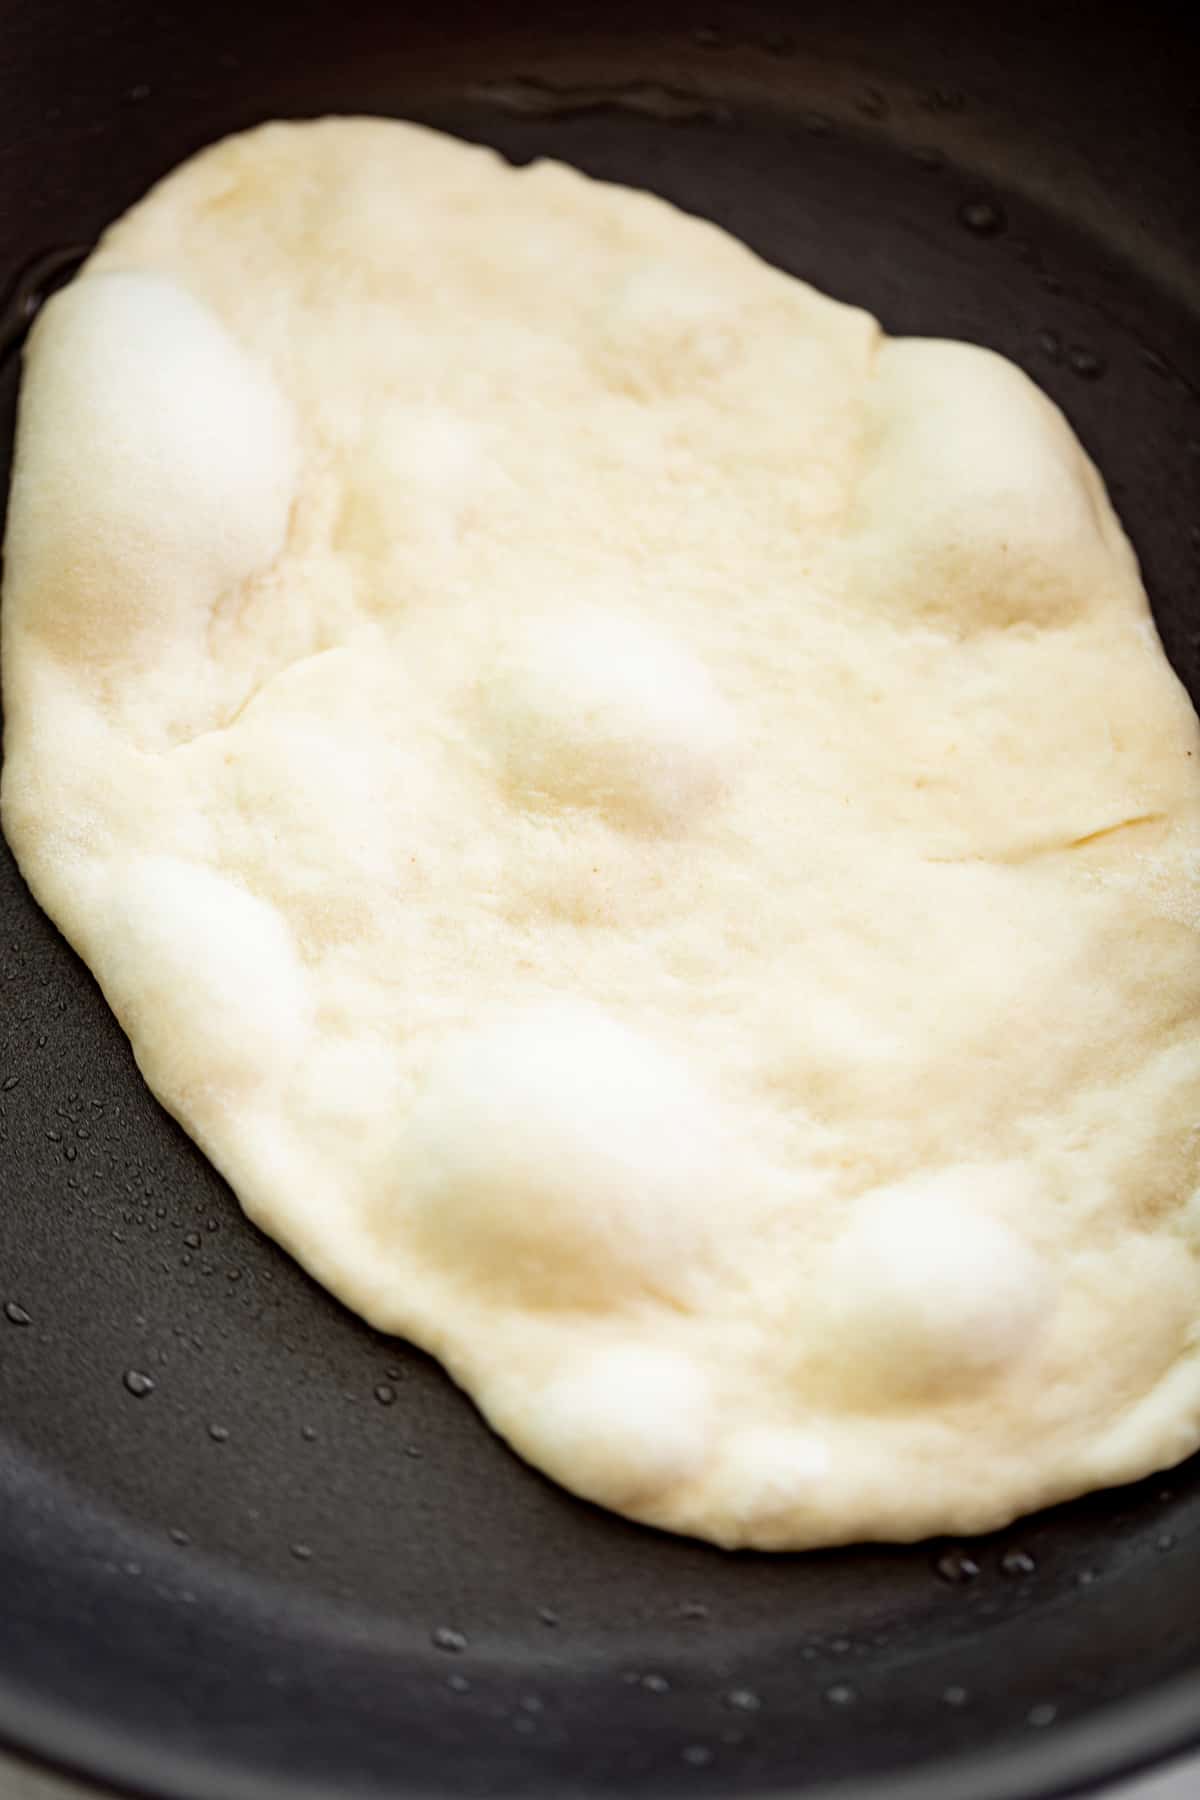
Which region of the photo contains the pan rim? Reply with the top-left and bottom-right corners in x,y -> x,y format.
0,1659 -> 1196,1800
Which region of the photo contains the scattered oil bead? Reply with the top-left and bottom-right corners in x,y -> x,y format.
1068,346 -> 1105,378
958,198 -> 1006,236
936,1548 -> 980,1584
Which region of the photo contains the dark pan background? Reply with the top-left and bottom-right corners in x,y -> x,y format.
0,3 -> 1198,1798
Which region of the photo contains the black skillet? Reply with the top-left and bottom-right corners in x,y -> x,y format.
1,2 -> 1198,1797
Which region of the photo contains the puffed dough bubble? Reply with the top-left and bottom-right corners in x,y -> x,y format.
844,339 -> 1130,633
395,1001 -> 726,1308
95,855 -> 309,1105
6,270 -> 296,666
721,1428 -> 832,1515
825,1166 -> 1055,1403
480,608 -> 737,830
513,1345 -> 713,1507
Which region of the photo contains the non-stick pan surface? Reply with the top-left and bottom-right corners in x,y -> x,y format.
1,3 -> 1198,1797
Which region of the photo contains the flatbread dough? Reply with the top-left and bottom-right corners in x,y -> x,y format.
5,117 -> 1200,1550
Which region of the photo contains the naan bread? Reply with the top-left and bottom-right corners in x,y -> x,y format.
5,118 -> 1200,1549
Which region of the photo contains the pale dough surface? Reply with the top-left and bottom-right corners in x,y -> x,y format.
5,117 -> 1200,1549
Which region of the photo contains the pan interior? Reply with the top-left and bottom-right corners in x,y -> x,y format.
0,5 -> 1197,1797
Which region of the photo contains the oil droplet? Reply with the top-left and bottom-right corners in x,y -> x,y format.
4,1301 -> 31,1326
1036,329 -> 1062,362
802,111 -> 834,135
943,1685 -> 969,1707
1077,1568 -> 1098,1586
447,1672 -> 471,1693
1001,1549 -> 1037,1577
935,1548 -> 980,1584
678,1600 -> 710,1621
831,1637 -> 851,1654
1140,346 -> 1171,378
642,1673 -> 670,1694
168,1527 -> 189,1546
858,88 -> 888,119
538,1606 -> 560,1627
958,198 -> 1006,236
122,1369 -> 156,1398
405,1443 -> 424,1459
374,1382 -> 397,1406
432,1626 -> 468,1653
2,1075 -> 20,1092
519,1694 -> 544,1714
208,1423 -> 230,1443
1157,1533 -> 1176,1552
290,1542 -> 313,1561
1028,1703 -> 1058,1728
301,1424 -> 317,1442
725,1688 -> 761,1713
1068,346 -> 1105,379
682,1745 -> 714,1767
825,1683 -> 857,1707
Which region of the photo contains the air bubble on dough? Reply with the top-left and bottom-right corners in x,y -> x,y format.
845,338 -> 1128,632
342,406 -> 486,556
481,608 -> 737,830
95,855 -> 309,1102
720,1427 -> 832,1520
5,270 -> 297,662
516,1345 -> 713,1505
395,999 -> 727,1307
603,265 -> 739,391
827,1164 -> 1054,1401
